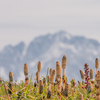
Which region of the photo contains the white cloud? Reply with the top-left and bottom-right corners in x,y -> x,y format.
0,67 -> 8,81
17,71 -> 25,83
0,0 -> 100,50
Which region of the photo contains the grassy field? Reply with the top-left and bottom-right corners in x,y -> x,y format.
0,56 -> 99,100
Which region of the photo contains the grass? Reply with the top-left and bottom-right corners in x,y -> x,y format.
0,56 -> 99,100
0,76 -> 97,100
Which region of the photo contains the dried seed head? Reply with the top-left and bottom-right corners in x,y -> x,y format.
56,61 -> 61,78
36,71 -> 40,82
49,70 -> 55,83
79,94 -> 83,100
80,70 -> 84,80
36,71 -> 39,77
50,68 -> 53,75
96,95 -> 100,100
78,81 -> 81,86
47,90 -> 51,99
9,71 -> 13,82
39,80 -> 44,94
64,83 -> 68,97
8,83 -> 14,94
87,82 -> 92,93
88,82 -> 92,87
39,83 -> 43,94
40,80 -> 43,85
62,55 -> 67,69
96,71 -> 100,85
24,63 -> 28,76
95,58 -> 99,69
43,77 -> 46,85
25,77 -> 29,87
37,61 -> 41,72
52,70 -> 55,74
90,69 -> 93,79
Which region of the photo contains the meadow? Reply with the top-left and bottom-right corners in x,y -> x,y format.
0,55 -> 99,100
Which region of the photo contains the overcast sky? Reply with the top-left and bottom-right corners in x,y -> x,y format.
0,0 -> 100,50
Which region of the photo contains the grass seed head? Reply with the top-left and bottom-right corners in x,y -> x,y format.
56,61 -> 61,78
40,80 -> 43,85
24,63 -> 29,76
95,58 -> 99,69
43,77 -> 46,85
36,71 -> 40,82
37,61 -> 41,72
9,71 -> 13,83
64,83 -> 68,97
62,55 -> 67,69
39,80 -> 43,94
79,94 -> 83,100
8,82 -> 14,94
47,90 -> 51,99
25,77 -> 29,87
49,70 -> 55,83
90,69 -> 93,79
96,71 -> 100,84
87,82 -> 92,93
80,70 -> 84,80
50,68 -> 53,75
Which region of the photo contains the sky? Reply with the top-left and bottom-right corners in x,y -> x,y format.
0,0 -> 100,50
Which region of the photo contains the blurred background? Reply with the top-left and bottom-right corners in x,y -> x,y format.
0,0 -> 100,82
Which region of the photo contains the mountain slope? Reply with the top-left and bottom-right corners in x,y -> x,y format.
0,31 -> 100,82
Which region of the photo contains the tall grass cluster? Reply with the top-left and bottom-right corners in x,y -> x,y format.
0,56 -> 100,100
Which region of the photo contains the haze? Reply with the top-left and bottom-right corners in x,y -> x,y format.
0,0 -> 100,50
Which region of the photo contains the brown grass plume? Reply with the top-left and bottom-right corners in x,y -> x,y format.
64,83 -> 68,97
50,68 -> 53,75
80,70 -> 84,80
95,58 -> 99,71
62,55 -> 67,69
39,80 -> 43,94
24,63 -> 29,76
36,71 -> 40,82
79,94 -> 83,100
25,77 -> 29,87
9,71 -> 13,83
90,69 -> 93,80
37,61 -> 41,72
56,61 -> 61,78
49,70 -> 55,83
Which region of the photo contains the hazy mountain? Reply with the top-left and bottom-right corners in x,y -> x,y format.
0,31 -> 100,83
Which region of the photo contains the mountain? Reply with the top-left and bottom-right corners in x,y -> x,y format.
0,31 -> 100,83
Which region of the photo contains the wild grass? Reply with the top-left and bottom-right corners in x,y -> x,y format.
0,56 -> 99,100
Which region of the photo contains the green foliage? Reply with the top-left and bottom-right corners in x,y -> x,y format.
0,76 -> 97,100
0,63 -> 97,100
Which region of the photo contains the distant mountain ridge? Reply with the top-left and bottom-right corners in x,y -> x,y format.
0,31 -> 100,82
